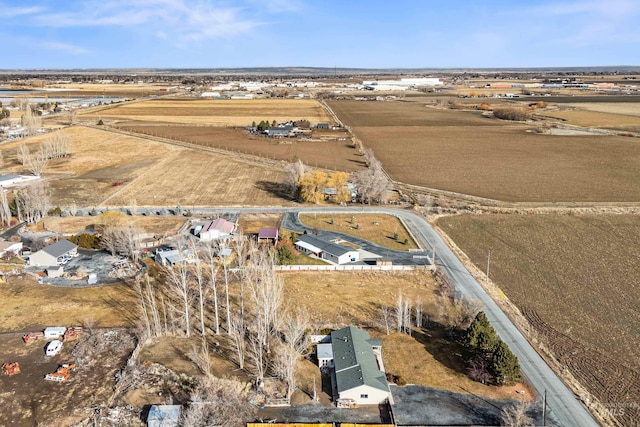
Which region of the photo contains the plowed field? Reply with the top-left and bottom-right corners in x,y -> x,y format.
437,214 -> 640,425
328,100 -> 640,202
87,98 -> 334,126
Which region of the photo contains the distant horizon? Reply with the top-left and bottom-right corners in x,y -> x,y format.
1,1 -> 638,69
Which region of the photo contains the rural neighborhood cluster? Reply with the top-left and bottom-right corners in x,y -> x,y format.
0,66 -> 637,427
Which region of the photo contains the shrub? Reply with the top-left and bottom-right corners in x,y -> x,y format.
68,233 -> 101,249
493,107 -> 531,121
97,119 -> 104,125
48,206 -> 63,217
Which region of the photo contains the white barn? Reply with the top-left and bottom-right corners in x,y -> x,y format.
29,239 -> 78,266
295,234 -> 359,265
198,218 -> 235,242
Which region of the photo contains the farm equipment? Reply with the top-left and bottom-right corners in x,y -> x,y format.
63,327 -> 83,341
22,331 -> 45,343
45,363 -> 76,382
2,362 -> 20,376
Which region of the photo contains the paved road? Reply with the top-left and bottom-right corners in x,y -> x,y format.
80,204 -> 599,426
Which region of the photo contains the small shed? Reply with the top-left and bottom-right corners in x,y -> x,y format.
147,405 -> 181,427
44,327 -> 67,339
258,227 -> 278,244
46,266 -> 64,278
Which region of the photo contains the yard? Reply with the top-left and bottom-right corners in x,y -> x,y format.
298,213 -> 418,251
38,215 -> 187,236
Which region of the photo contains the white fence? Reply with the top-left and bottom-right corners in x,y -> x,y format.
275,264 -> 433,272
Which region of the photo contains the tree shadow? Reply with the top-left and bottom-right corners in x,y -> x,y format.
255,180 -> 295,200
412,323 -> 474,376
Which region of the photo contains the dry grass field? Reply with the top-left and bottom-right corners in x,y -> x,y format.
237,213 -> 282,234
39,215 -> 187,235
1,126 -> 292,207
103,149 -> 289,207
564,102 -> 640,116
1,126 -> 177,206
327,100 -> 640,202
0,277 -> 137,332
281,271 -> 527,400
86,98 -> 334,126
298,213 -> 418,251
328,100 -> 493,127
540,109 -> 640,129
436,214 -> 640,423
117,124 -> 363,171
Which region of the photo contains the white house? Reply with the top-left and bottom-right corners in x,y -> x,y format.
29,239 -> 78,266
295,234 -> 359,265
330,326 -> 389,405
198,218 -> 235,242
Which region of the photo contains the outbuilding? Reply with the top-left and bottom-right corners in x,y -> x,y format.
29,239 -> 78,267
44,327 -> 67,339
295,234 -> 359,265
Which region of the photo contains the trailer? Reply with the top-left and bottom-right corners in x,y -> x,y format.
63,327 -> 83,341
44,327 -> 67,339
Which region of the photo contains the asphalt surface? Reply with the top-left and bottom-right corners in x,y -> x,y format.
78,204 -> 599,427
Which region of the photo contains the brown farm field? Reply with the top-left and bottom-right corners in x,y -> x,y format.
117,124 -> 363,171
327,100 -> 640,202
563,102 -> 640,116
85,98 -> 334,126
436,214 -> 640,424
1,126 -> 291,207
39,215 -> 187,235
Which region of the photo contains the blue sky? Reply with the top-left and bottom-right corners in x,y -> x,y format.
1,0 -> 639,69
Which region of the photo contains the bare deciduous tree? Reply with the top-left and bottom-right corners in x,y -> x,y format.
43,131 -> 72,159
26,148 -> 49,176
396,292 -> 404,333
165,263 -> 192,337
181,376 -> 256,427
201,240 -> 221,335
352,148 -> 392,205
283,159 -> 306,198
101,225 -> 142,262
500,402 -> 535,427
17,144 -> 29,166
229,314 -> 246,370
193,257 -> 207,336
381,305 -> 392,335
190,337 -> 212,376
21,104 -> 41,136
0,191 -> 11,228
415,296 -> 423,328
274,310 -> 309,400
14,181 -> 50,223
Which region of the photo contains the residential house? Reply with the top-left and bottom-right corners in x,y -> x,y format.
198,218 -> 235,242
267,126 -> 294,137
295,234 -> 359,265
29,239 -> 78,266
329,326 -> 390,405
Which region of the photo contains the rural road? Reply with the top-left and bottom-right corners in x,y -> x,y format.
83,204 -> 599,426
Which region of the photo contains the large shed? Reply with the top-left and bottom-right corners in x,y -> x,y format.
28,239 -> 78,267
295,234 -> 359,265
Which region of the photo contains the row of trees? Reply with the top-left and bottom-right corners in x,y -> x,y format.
466,311 -> 522,386
17,132 -> 72,176
136,238 -> 309,402
352,148 -> 392,204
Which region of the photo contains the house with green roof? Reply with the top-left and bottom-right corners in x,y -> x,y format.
329,326 -> 390,405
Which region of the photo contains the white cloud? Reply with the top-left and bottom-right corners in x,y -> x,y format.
0,5 -> 44,18
42,42 -> 91,55
28,0 -> 261,42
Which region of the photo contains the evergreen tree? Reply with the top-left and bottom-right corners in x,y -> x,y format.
465,311 -> 498,352
492,341 -> 522,386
